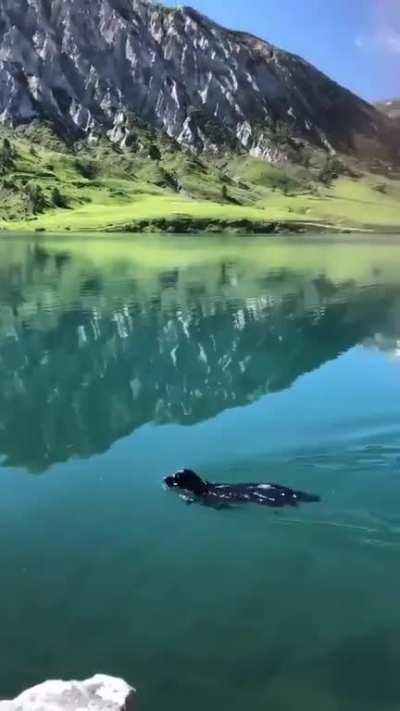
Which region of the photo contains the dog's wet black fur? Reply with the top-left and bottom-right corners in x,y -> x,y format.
164,469 -> 320,509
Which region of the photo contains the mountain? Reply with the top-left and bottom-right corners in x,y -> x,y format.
376,99 -> 400,137
0,0 -> 397,163
0,0 -> 399,233
376,99 -> 400,120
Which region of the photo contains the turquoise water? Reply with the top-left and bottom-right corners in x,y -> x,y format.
1,235 -> 400,710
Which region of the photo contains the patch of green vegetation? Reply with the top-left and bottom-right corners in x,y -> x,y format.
0,120 -> 399,234
226,155 -> 304,194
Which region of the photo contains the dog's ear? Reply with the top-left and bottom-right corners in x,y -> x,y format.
166,469 -> 208,495
181,469 -> 198,478
181,470 -> 208,495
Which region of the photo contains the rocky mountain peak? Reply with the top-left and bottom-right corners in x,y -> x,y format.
0,0 -> 397,162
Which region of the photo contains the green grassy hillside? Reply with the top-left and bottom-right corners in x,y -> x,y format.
1,122 -> 399,234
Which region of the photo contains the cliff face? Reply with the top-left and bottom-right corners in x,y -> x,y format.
376,99 -> 400,120
0,0 -> 396,161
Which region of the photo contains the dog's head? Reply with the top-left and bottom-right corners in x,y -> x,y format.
164,469 -> 209,496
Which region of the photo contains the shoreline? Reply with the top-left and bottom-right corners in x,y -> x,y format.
107,218 -> 400,235
2,217 -> 400,236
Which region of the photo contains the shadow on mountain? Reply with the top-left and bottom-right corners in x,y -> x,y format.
0,241 -> 400,472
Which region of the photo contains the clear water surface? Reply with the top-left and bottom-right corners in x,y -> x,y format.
1,234 -> 400,711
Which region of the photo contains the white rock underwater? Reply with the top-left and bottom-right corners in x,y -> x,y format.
0,675 -> 136,711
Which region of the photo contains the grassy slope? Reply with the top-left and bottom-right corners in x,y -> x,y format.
1,123 -> 400,233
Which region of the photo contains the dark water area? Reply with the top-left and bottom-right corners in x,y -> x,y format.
1,234 -> 400,710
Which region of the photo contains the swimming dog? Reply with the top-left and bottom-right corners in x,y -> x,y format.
164,469 -> 320,509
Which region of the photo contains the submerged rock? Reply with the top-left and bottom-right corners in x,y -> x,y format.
0,675 -> 136,711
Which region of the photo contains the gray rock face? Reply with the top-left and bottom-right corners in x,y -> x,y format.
376,99 -> 400,121
0,675 -> 136,711
0,0 -> 396,160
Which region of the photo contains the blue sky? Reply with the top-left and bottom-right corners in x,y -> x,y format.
166,0 -> 399,102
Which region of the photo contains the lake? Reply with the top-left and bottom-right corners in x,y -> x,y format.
1,234 -> 400,711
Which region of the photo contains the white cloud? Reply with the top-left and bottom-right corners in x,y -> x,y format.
354,28 -> 400,55
382,28 -> 400,54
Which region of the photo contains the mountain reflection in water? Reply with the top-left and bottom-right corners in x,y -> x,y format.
0,237 -> 399,472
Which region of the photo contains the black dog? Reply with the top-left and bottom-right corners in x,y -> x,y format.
164,469 -> 320,509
